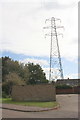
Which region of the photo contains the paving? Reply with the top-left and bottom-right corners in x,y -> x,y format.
1,94 -> 78,118
1,103 -> 59,112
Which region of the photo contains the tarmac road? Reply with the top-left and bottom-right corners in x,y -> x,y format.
2,94 -> 78,118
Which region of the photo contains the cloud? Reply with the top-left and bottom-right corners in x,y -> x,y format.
42,67 -> 78,80
20,58 -> 49,66
0,0 -> 42,3
0,0 -> 78,62
65,73 -> 78,79
57,0 -> 78,5
41,1 -> 76,10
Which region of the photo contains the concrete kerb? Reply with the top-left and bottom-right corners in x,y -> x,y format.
1,104 -> 60,112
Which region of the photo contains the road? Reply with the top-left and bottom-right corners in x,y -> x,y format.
2,94 -> 78,118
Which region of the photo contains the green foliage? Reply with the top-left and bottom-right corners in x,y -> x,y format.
2,72 -> 26,96
22,64 -> 30,83
2,91 -> 8,98
2,56 -> 48,96
56,84 -> 72,89
27,63 -> 48,84
5,72 -> 25,85
2,57 -> 29,83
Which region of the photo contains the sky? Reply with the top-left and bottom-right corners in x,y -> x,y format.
0,0 -> 79,80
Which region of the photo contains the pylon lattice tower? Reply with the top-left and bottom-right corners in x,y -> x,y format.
44,17 -> 64,81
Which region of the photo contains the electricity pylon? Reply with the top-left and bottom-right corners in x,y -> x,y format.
43,17 -> 64,81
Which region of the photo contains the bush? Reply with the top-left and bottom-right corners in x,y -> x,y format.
2,91 -> 7,98
56,84 -> 72,89
2,82 -> 10,95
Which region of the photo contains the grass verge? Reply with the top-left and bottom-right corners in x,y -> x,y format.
1,98 -> 59,108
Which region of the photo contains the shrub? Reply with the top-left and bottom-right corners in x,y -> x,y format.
2,91 -> 7,98
56,84 -> 72,89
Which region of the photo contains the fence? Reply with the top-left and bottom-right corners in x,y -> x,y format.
56,86 -> 80,94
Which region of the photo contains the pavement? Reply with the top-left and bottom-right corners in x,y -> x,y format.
1,103 -> 59,112
1,94 -> 78,118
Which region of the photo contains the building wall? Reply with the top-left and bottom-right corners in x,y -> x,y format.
12,84 -> 56,101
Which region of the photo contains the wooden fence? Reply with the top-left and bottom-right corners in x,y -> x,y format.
56,86 -> 80,94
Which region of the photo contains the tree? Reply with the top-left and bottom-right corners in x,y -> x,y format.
2,56 -> 12,82
18,63 -> 30,84
2,57 -> 21,82
2,56 -> 29,83
2,72 -> 25,96
27,63 -> 48,84
2,56 -> 48,97
23,64 -> 30,84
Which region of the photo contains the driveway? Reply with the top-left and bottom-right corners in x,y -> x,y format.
2,94 -> 78,118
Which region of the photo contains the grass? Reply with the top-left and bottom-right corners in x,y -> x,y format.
1,98 -> 59,108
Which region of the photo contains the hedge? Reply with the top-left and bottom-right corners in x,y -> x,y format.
56,84 -> 73,89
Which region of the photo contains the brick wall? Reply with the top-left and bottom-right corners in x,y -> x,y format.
12,84 -> 56,101
56,86 -> 80,94
56,88 -> 73,94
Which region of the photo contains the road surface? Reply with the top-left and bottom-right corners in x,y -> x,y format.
2,94 -> 78,118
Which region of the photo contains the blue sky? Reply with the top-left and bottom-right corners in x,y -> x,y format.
0,0 -> 78,80
1,51 -> 78,80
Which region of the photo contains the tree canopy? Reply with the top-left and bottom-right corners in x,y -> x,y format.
27,63 -> 47,84
2,56 -> 48,97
